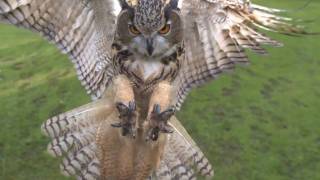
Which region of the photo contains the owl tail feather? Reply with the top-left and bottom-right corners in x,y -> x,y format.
41,98 -> 113,179
41,98 -> 213,179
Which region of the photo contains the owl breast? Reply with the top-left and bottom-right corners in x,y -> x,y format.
116,52 -> 180,93
130,60 -> 165,81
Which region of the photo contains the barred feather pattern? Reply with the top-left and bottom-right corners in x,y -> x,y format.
0,0 -> 116,99
41,98 -> 114,179
0,0 -> 307,108
173,0 -> 307,109
150,117 -> 214,180
41,97 -> 213,179
153,161 -> 172,180
167,117 -> 214,178
60,142 -> 98,177
41,98 -> 113,139
1,0 -> 309,179
161,145 -> 195,180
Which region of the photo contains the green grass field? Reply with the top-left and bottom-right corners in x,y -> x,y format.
0,1 -> 320,179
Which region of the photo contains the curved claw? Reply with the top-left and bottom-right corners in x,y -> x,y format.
160,125 -> 174,134
112,101 -> 138,138
151,105 -> 175,123
116,101 -> 136,118
111,122 -> 122,128
147,104 -> 175,141
147,127 -> 160,141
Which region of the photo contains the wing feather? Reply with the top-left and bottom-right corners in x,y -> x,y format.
151,116 -> 214,179
173,0 -> 308,109
0,0 -> 118,99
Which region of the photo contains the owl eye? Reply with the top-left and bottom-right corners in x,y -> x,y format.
129,25 -> 141,35
159,24 -> 171,34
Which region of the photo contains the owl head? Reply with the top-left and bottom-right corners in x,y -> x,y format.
115,0 -> 182,59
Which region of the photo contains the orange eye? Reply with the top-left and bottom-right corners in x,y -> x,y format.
129,25 -> 141,35
159,24 -> 171,34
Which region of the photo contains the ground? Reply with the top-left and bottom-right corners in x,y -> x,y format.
0,0 -> 320,179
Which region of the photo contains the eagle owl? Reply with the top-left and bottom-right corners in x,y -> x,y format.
0,0 -> 309,179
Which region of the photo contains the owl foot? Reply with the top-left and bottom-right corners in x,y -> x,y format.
111,101 -> 138,138
146,104 -> 175,141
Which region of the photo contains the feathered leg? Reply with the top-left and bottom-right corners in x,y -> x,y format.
146,81 -> 175,141
110,75 -> 138,138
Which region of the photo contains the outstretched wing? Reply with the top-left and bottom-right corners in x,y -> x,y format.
172,0 -> 309,109
0,0 -> 119,99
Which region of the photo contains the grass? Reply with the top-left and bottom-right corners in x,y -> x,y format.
0,0 -> 320,179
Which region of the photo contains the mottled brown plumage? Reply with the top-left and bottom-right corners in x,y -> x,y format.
0,0 -> 308,179
41,79 -> 212,179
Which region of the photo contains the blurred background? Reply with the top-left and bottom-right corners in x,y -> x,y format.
0,0 -> 319,179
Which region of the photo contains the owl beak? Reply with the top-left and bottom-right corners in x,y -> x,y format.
146,38 -> 154,56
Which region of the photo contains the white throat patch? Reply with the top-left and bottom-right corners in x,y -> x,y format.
131,59 -> 164,81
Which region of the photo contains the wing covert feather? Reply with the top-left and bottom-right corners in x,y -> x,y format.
0,0 -> 118,99
173,0 -> 308,109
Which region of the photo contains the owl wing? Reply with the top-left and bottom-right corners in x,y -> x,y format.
172,0 -> 309,109
0,0 -> 119,99
42,98 -> 213,179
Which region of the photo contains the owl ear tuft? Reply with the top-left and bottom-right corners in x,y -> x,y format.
164,0 -> 180,20
119,0 -> 135,17
119,0 -> 132,10
167,0 -> 179,10
164,0 -> 180,12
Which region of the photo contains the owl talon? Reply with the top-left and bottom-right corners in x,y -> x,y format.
146,104 -> 175,141
111,101 -> 138,138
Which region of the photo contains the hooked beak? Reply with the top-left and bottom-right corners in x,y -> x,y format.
146,38 -> 154,56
